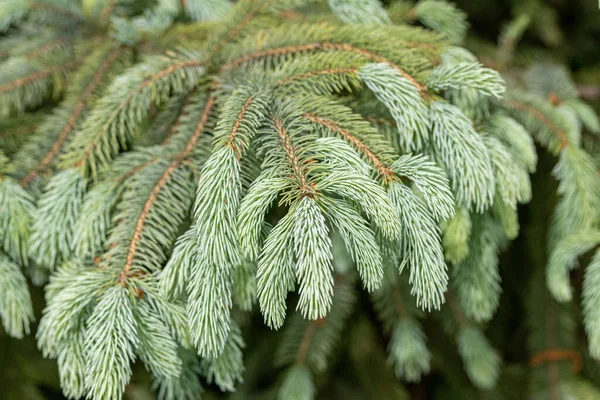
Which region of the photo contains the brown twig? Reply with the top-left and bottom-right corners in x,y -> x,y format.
120,95 -> 215,281
20,46 -> 125,186
509,100 -> 569,149
302,112 -> 394,181
79,60 -> 204,167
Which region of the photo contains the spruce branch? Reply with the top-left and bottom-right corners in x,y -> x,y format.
277,277 -> 356,398
63,53 -> 206,176
221,23 -> 443,74
83,286 -> 139,400
371,267 -> 432,382
301,109 -> 394,181
390,153 -> 454,222
14,34 -> 73,62
550,146 -> 600,242
547,231 -> 600,303
152,348 -> 203,400
3,1 -> 589,397
484,113 -> 537,173
426,61 -> 505,99
257,212 -> 296,329
184,89 -> 264,356
316,170 -> 402,239
0,55 -> 78,116
413,0 -> 469,44
56,329 -> 86,399
328,0 -> 390,25
387,183 -> 447,310
389,318 -> 431,382
445,291 -> 501,390
483,134 -> 521,210
29,168 -> 86,271
238,174 -> 289,261
457,327 -> 502,390
429,101 -> 495,212
135,299 -> 183,380
0,113 -> 43,155
583,250 -> 600,359
359,62 -> 429,151
17,42 -> 130,187
200,320 -> 245,391
0,253 -> 34,338
507,92 -> 572,155
452,214 -> 504,322
324,198 -> 383,292
0,175 -> 34,265
0,0 -> 83,33
37,263 -> 112,358
441,206 -> 471,265
294,195 -> 334,321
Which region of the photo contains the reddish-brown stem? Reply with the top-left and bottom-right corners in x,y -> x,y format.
0,60 -> 78,94
20,46 -> 125,186
24,38 -> 72,60
445,291 -> 468,329
509,100 -> 569,149
225,96 -> 255,157
529,349 -> 581,373
79,60 -> 204,167
302,112 -> 394,181
120,95 -> 215,280
273,116 -> 312,195
160,91 -> 197,145
221,42 -> 426,94
296,319 -> 325,365
280,67 -> 359,84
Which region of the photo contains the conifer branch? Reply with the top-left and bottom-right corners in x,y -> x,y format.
223,42 -> 429,93
120,162 -> 181,279
273,116 -> 311,192
159,110 -> 192,146
0,60 -> 78,94
280,67 -> 358,85
71,57 -> 205,175
19,45 -> 126,186
225,96 -> 255,157
29,2 -> 84,22
509,100 -> 570,150
209,0 -> 280,56
5,2 -> 597,398
23,38 -> 72,60
302,112 -> 394,181
120,95 -> 215,283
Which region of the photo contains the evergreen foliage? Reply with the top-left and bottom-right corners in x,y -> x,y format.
0,0 -> 599,399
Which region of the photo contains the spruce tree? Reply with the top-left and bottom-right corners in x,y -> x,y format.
0,0 -> 599,399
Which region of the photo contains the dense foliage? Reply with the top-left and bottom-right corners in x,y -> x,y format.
0,0 -> 599,399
